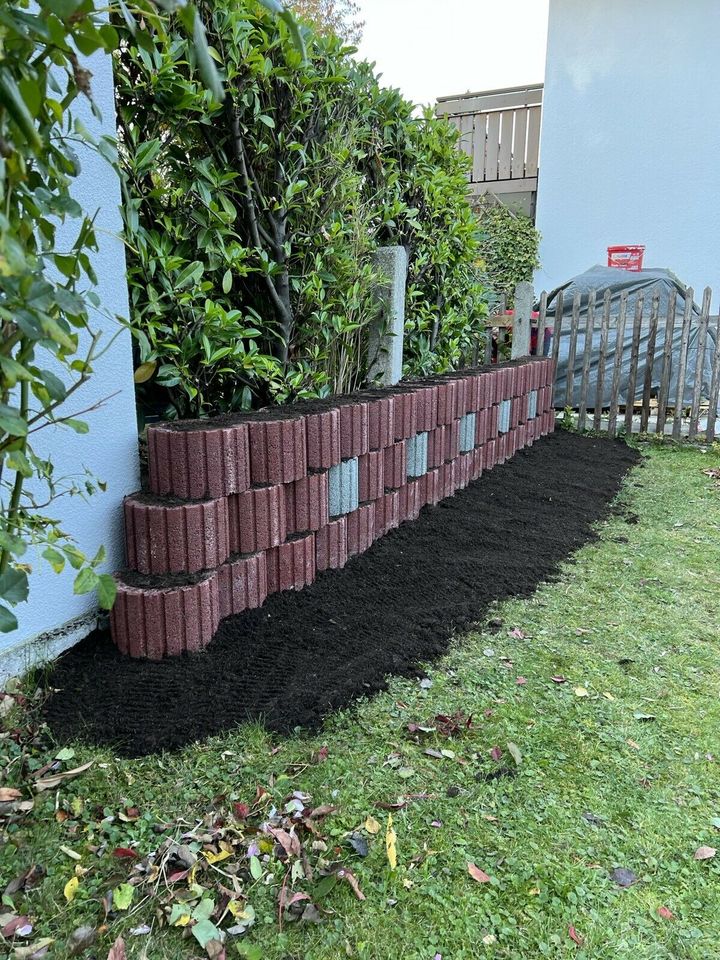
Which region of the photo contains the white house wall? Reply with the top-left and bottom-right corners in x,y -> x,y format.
0,47 -> 139,680
535,0 -> 720,296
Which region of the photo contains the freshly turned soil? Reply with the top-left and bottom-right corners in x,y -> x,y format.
44,432 -> 640,757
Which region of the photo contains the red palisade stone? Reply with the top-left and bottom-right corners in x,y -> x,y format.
358,450 -> 385,502
147,422 -> 250,500
471,445 -> 484,481
266,534 -> 316,594
425,467 -> 443,506
383,441 -> 407,490
110,573 -> 220,660
445,420 -> 461,462
457,452 -> 473,489
346,503 -> 375,557
398,480 -> 421,523
339,402 -> 370,459
373,490 -> 400,536
427,425 -> 445,470
284,472 -> 329,534
388,388 -> 417,440
217,552 -> 268,619
366,394 -> 396,450
228,484 -> 286,554
305,408 -> 341,470
315,517 -> 348,572
248,416 -> 307,485
124,495 -> 230,576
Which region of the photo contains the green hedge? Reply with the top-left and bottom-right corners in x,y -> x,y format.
116,0 -> 488,419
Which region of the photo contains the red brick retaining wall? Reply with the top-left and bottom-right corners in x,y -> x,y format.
111,360 -> 555,659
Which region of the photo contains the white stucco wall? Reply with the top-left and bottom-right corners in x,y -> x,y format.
0,47 -> 139,679
535,0 -> 720,296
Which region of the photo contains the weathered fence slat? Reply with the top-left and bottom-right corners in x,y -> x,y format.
577,290 -> 596,431
536,290 -> 548,357
688,287 -> 711,440
607,290 -> 629,436
672,288 -> 694,440
565,292 -> 581,409
593,289 -> 612,431
624,293 -> 645,434
655,288 -> 677,434
706,311 -> 720,443
551,289 -> 563,373
640,293 -> 660,433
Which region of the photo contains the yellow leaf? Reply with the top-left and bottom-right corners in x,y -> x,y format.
134,361 -> 157,384
386,813 -> 397,870
402,878 -> 413,889
529,886 -> 541,895
574,686 -> 589,698
64,876 -> 79,902
603,691 -> 616,701
204,849 -> 232,864
364,815 -> 380,835
228,900 -> 253,920
173,914 -> 192,927
74,864 -> 89,877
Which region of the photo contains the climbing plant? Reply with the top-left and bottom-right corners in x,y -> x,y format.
474,195 -> 540,305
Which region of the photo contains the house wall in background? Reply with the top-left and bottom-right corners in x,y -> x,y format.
535,0 -> 720,295
0,47 -> 139,681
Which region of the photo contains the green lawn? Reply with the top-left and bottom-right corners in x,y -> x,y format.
3,440 -> 720,960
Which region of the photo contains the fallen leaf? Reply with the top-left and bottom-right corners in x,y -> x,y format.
204,849 -> 232,864
364,815 -> 380,835
112,883 -> 134,911
467,862 -> 491,883
336,866 -> 365,901
574,686 -> 589,698
68,925 -> 96,956
63,876 -> 79,903
568,924 -> 584,946
386,814 -> 397,870
12,938 -> 54,959
490,746 -> 503,762
54,748 -> 75,762
60,846 -> 81,861
107,935 -> 126,960
34,761 -> 93,793
112,847 -> 138,860
509,628 -> 526,639
610,867 -> 637,887
657,906 -> 674,919
633,712 -> 656,721
507,742 -> 522,766
603,692 -> 616,701
694,845 -> 716,861
551,675 -> 567,684
627,739 -> 640,750
0,787 -> 22,802
233,802 -> 250,820
347,833 -> 369,857
482,934 -> 496,945
516,677 -> 527,685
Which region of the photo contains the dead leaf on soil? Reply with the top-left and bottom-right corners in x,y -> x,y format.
694,845 -> 716,861
568,924 -> 584,946
34,761 -> 94,793
467,862 -> 491,884
385,814 -> 397,870
657,906 -> 674,919
107,936 -> 126,960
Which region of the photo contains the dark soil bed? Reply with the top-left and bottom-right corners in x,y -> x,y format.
44,432 -> 640,757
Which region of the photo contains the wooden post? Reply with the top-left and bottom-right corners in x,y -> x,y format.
640,293 -> 660,433
624,293 -> 644,435
672,288 -> 694,440
705,312 -> 720,443
655,288 -> 677,435
593,289 -> 612,431
688,287 -> 711,440
511,281 -> 533,359
565,291 -> 581,409
608,291 -> 629,435
577,290 -> 596,431
536,290 -> 548,357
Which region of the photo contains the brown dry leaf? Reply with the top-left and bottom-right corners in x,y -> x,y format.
568,924 -> 584,946
694,845 -> 716,861
467,862 -> 491,884
627,739 -> 640,750
364,816 -> 380,835
107,936 -> 126,960
657,906 -> 674,919
0,787 -> 22,802
336,867 -> 365,901
34,761 -> 94,793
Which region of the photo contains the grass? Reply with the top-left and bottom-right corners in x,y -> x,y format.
3,439 -> 720,960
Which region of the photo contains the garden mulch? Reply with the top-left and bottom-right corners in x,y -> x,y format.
44,432 -> 640,757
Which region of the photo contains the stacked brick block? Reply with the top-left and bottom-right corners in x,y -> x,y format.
112,359 -> 555,659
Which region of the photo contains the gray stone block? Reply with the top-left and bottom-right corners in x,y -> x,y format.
328,458 -> 359,517
367,246 -> 407,387
499,399 -> 511,434
528,390 -> 538,420
459,413 -> 476,453
405,431 -> 429,479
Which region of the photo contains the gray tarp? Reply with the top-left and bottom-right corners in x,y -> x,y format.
539,266 -> 716,409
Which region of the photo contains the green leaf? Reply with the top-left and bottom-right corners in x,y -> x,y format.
113,883 -> 134,911
96,574 -> 117,610
0,403 -> 28,438
249,855 -> 262,881
192,11 -> 224,102
6,449 -> 32,478
40,369 -> 68,402
0,569 -> 29,605
0,603 -> 18,633
0,69 -> 41,150
42,547 -> 66,574
192,919 -> 222,949
222,269 -> 232,294
63,419 -> 90,434
73,567 -> 99,595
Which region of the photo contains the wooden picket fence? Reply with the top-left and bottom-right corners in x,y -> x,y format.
479,286 -> 720,441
